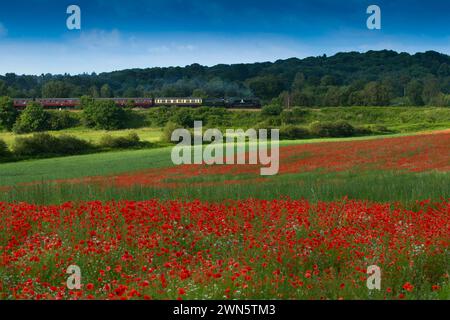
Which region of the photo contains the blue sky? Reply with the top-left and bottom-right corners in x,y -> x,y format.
0,0 -> 449,75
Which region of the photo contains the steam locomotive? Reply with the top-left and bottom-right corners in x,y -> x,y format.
12,97 -> 261,109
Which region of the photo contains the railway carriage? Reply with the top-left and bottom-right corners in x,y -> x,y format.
130,98 -> 153,108
12,99 -> 29,109
97,98 -> 153,108
154,97 -> 202,107
36,98 -> 79,109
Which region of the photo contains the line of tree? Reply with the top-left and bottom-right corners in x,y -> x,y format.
1,50 -> 450,106
0,132 -> 146,162
0,96 -> 131,133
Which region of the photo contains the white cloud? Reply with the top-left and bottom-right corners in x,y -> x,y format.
74,29 -> 122,49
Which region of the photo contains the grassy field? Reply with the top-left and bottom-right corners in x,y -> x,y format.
0,147 -> 172,186
2,170 -> 448,205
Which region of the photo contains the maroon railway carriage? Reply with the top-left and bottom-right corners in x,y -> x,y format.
12,98 -> 154,109
98,98 -> 154,108
37,98 -> 80,109
13,98 -> 79,109
12,99 -> 30,109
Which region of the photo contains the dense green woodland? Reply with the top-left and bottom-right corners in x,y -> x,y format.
1,50 -> 450,106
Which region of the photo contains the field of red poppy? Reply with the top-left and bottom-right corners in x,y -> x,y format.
75,129 -> 450,189
0,131 -> 449,300
0,199 -> 448,300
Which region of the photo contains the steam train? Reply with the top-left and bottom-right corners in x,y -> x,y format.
12,97 -> 261,109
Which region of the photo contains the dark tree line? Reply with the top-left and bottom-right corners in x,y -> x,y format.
1,50 -> 450,106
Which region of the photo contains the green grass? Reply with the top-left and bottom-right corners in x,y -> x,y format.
1,170 -> 448,206
0,146 -> 173,186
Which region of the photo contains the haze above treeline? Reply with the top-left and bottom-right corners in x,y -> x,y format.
1,50 -> 450,107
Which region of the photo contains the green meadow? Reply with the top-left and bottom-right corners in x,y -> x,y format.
1,170 -> 448,206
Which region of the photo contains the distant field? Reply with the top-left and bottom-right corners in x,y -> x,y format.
298,106 -> 450,128
205,106 -> 450,132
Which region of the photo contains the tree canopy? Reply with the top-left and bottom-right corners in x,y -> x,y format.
2,50 -> 450,106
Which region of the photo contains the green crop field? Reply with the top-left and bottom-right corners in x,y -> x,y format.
2,170 -> 448,206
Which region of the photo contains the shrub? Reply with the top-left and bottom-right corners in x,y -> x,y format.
13,102 -> 50,133
367,125 -> 391,134
195,107 -> 229,127
82,100 -> 127,130
14,133 -> 57,157
253,123 -> 276,139
279,125 -> 310,140
354,126 -> 373,136
291,107 -> 309,117
261,105 -> 282,116
48,111 -> 80,130
80,95 -> 95,110
55,135 -> 95,155
123,110 -> 148,128
146,107 -> 173,127
257,116 -> 282,127
162,122 -> 182,144
0,139 -> 10,158
310,121 -> 355,137
99,133 -> 141,149
171,108 -> 196,128
13,133 -> 94,157
280,110 -> 296,124
353,124 -> 391,136
0,96 -> 19,131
